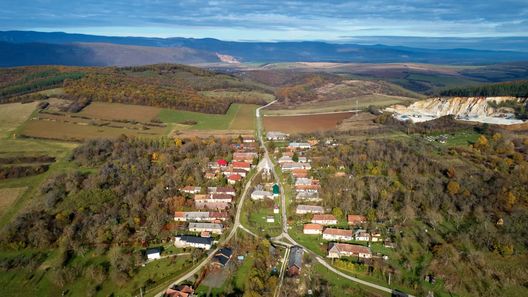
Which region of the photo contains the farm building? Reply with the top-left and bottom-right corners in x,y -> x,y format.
251,189 -> 273,200
174,211 -> 211,222
266,131 -> 289,141
189,222 -> 223,234
281,162 -> 312,171
174,235 -> 213,250
291,169 -> 309,178
296,205 -> 324,215
287,246 -> 304,277
322,228 -> 354,241
146,247 -> 161,260
327,243 -> 372,259
348,215 -> 367,225
288,142 -> 311,150
195,201 -> 230,211
303,223 -> 323,235
242,136 -> 256,143
311,214 -> 337,225
212,247 -> 233,268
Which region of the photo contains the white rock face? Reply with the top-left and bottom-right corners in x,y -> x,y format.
386,96 -> 526,125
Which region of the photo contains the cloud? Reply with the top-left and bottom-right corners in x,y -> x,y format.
1,0 -> 527,40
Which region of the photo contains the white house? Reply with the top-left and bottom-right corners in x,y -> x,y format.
174,235 -> 213,250
146,248 -> 161,260
322,228 -> 354,242
296,192 -> 322,202
278,156 -> 293,164
327,243 -> 372,259
303,223 -> 323,235
251,190 -> 274,200
174,211 -> 211,222
296,205 -> 324,215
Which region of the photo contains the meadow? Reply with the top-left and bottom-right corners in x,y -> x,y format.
263,111 -> 355,133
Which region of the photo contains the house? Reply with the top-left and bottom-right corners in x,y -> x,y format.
291,169 -> 309,178
233,161 -> 252,171
322,228 -> 354,241
217,159 -> 228,167
295,177 -> 314,185
207,193 -> 234,203
233,152 -> 257,162
266,216 -> 275,223
266,131 -> 289,141
355,230 -> 382,242
303,223 -> 323,235
288,142 -> 311,150
311,214 -> 337,225
146,247 -> 161,260
209,212 -> 229,221
164,285 -> 195,297
212,247 -> 233,268
296,192 -> 321,202
295,184 -> 320,193
297,156 -> 308,163
251,190 -> 273,200
180,186 -> 201,194
347,215 -> 367,225
273,205 -> 280,214
189,222 -> 223,234
228,174 -> 242,184
296,205 -> 324,215
212,187 -> 236,196
281,162 -> 311,171
174,211 -> 212,222
287,246 -> 304,276
200,231 -> 211,238
196,201 -> 230,211
174,235 -> 213,250
327,243 -> 372,259
278,156 -> 293,164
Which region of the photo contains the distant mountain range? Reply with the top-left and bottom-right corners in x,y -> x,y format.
1,31 -> 528,67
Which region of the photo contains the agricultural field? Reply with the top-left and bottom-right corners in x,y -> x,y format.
160,103 -> 258,132
0,187 -> 27,216
0,102 -> 38,138
265,94 -> 415,116
263,111 -> 355,133
79,102 -> 162,122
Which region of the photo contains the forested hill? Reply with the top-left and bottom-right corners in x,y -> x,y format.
439,80 -> 528,97
0,64 -> 272,114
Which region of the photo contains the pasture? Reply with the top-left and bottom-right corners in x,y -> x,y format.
263,111 -> 355,133
0,187 -> 27,216
0,102 -> 38,138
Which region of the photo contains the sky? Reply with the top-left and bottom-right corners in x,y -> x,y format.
1,0 -> 528,41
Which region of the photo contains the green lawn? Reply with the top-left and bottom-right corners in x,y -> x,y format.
241,199 -> 282,237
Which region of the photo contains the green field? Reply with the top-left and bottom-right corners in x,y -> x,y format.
160,103 -> 258,130
0,102 -> 39,139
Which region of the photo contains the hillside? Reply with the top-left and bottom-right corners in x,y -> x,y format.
3,31 -> 528,66
439,80 -> 528,97
0,64 -> 272,114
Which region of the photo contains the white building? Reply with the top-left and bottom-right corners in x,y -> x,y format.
146,248 -> 161,260
311,214 -> 337,225
322,228 -> 354,242
267,131 -> 289,141
188,222 -> 223,234
296,204 -> 324,215
251,190 -> 274,200
303,223 -> 323,235
327,243 -> 372,259
266,216 -> 275,223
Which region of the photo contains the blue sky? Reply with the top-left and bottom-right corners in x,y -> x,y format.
1,0 -> 528,41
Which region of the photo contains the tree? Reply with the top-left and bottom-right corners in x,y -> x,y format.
447,181 -> 461,196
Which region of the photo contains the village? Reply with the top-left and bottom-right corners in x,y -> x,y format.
154,130 -> 397,297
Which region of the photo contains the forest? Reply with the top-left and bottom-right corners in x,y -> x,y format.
306,132 -> 528,296
0,136 -> 236,293
439,80 -> 528,97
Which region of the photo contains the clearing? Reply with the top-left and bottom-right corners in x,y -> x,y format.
0,102 -> 38,138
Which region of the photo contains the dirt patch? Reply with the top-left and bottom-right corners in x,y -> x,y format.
263,111 -> 355,133
0,187 -> 27,216
79,102 -> 161,122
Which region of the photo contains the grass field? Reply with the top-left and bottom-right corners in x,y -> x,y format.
79,102 -> 162,122
263,111 -> 355,133
201,90 -> 275,103
265,95 -> 416,116
0,102 -> 38,138
160,103 -> 258,131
